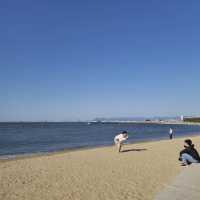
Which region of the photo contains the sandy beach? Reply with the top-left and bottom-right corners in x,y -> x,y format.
0,135 -> 200,200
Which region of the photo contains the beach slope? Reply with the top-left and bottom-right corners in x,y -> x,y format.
1,136 -> 200,200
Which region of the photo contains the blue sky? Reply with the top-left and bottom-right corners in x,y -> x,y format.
1,0 -> 200,121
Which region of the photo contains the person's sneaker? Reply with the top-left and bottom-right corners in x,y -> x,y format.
187,161 -> 192,165
181,163 -> 187,166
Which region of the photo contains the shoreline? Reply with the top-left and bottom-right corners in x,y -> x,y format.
1,135 -> 200,200
1,132 -> 200,162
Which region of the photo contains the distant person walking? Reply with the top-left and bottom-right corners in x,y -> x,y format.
169,128 -> 173,140
179,139 -> 200,166
114,131 -> 128,153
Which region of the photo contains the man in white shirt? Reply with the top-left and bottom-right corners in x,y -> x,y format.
114,131 -> 128,152
169,128 -> 173,140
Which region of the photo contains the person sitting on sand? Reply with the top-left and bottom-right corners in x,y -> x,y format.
114,131 -> 128,153
179,139 -> 200,166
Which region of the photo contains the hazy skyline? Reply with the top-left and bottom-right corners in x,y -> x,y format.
1,0 -> 200,121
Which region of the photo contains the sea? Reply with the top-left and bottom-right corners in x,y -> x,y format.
0,122 -> 200,158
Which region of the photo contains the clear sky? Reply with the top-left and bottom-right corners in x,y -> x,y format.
1,0 -> 200,121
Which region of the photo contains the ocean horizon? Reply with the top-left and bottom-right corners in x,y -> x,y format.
1,122 -> 200,158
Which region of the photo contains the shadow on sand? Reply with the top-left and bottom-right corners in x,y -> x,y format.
121,148 -> 147,153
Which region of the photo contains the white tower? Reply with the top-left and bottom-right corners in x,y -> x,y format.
180,115 -> 184,121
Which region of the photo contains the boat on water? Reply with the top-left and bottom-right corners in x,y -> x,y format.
88,120 -> 103,125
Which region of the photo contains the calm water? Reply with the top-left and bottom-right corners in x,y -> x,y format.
0,122 -> 200,157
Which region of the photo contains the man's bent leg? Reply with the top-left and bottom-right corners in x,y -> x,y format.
181,153 -> 198,165
117,143 -> 122,152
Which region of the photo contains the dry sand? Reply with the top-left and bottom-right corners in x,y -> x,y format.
1,135 -> 200,200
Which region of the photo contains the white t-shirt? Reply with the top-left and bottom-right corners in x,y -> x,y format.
169,128 -> 173,134
114,134 -> 128,144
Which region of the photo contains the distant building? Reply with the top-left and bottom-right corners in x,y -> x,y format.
182,116 -> 200,123
180,115 -> 184,121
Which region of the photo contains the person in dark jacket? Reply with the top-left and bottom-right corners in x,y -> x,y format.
179,139 -> 200,166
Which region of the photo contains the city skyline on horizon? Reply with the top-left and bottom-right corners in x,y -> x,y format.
0,114 -> 196,122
